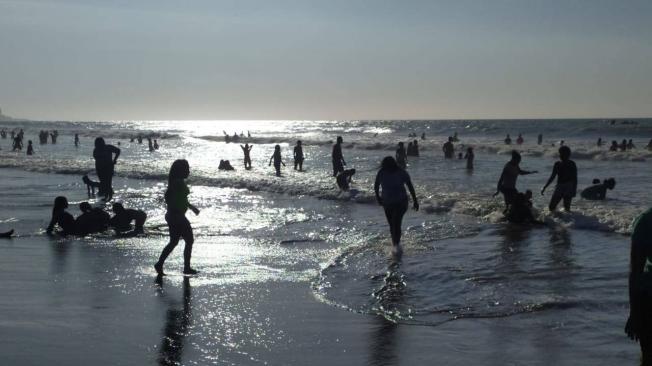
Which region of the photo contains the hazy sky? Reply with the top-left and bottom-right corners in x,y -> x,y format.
1,0 -> 651,120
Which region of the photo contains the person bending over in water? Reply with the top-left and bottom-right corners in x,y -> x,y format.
93,137 -> 120,201
374,156 -> 419,256
332,136 -> 346,176
75,202 -> 110,236
46,196 -> 76,236
110,203 -> 147,235
494,150 -> 537,211
506,191 -> 543,225
240,143 -> 253,169
581,178 -> 616,200
269,145 -> 286,177
396,142 -> 408,169
336,169 -> 356,191
155,159 -> 200,276
626,207 -> 652,365
541,146 -> 578,212
293,140 -> 304,171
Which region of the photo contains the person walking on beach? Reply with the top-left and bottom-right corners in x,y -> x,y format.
269,145 -> 286,177
443,137 -> 455,159
626,207 -> 652,365
494,150 -> 537,211
396,142 -> 407,169
240,143 -> 253,169
293,140 -> 304,171
155,159 -> 200,276
541,146 -> 577,212
93,137 -> 120,201
374,156 -> 419,256
332,136 -> 346,176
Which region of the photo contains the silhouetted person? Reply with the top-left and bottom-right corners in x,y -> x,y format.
154,139 -> 159,150
269,144 -> 286,177
240,143 -> 253,170
626,208 -> 652,365
26,140 -> 33,155
538,134 -> 543,145
396,142 -> 407,169
421,132 -> 426,140
504,134 -> 512,145
610,140 -> 619,152
452,132 -> 459,142
12,135 -> 22,151
374,156 -> 419,256
293,140 -> 304,171
541,146 -> 577,212
110,202 -> 146,234
46,196 -> 76,235
464,147 -> 474,170
581,178 -> 616,200
628,139 -> 636,150
648,139 -> 652,151
332,136 -> 346,176
506,191 -> 543,225
516,134 -> 524,145
50,130 -> 58,144
93,137 -> 120,201
494,150 -> 537,210
74,133 -> 80,147
597,137 -> 603,147
75,202 -> 110,236
620,139 -> 628,151
336,168 -> 356,191
155,159 -> 200,275
442,137 -> 455,159
137,135 -> 143,144
148,137 -> 154,152
412,139 -> 420,157
406,142 -> 414,156
0,129 -> 5,138
218,160 -> 235,171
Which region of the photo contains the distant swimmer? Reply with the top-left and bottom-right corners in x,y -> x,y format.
332,136 -> 346,176
541,146 -> 578,212
109,202 -> 147,235
46,196 -> 76,236
442,137 -> 455,159
74,133 -> 80,147
494,150 -> 537,211
452,132 -> 459,142
336,168 -> 356,191
538,134 -> 543,145
240,143 -> 253,169
293,140 -> 304,171
610,141 -> 619,152
627,139 -> 636,150
83,175 -> 101,196
620,139 -> 628,151
0,129 -> 5,138
597,137 -> 603,147
374,157 -> 418,256
464,147 -> 474,170
269,144 -> 286,177
396,142 -> 407,169
154,139 -> 159,150
26,140 -> 34,155
155,159 -> 201,276
93,137 -> 120,201
516,134 -> 524,145
247,130 -> 251,138
50,130 -> 58,144
581,178 -> 616,200
626,207 -> 652,364
421,132 -> 426,140
75,202 -> 110,236
504,134 -> 512,145
218,159 -> 235,171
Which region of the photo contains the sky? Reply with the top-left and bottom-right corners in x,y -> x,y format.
0,0 -> 651,121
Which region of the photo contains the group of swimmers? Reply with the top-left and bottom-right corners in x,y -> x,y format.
38,130 -> 58,144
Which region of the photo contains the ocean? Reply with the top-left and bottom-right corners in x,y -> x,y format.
0,119 -> 648,365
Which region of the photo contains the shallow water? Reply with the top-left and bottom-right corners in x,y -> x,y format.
0,119 -> 647,364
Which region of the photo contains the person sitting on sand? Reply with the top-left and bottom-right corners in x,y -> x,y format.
75,202 -> 110,236
240,143 -> 253,169
504,134 -> 512,145
541,146 -> 578,212
269,144 -> 286,177
26,140 -> 34,155
218,160 -> 235,171
494,150 -> 537,211
109,203 -> 147,234
443,137 -> 455,159
336,169 -> 356,191
293,140 -> 304,171
396,142 -> 408,169
581,178 -> 616,200
516,134 -> 524,145
46,196 -> 76,236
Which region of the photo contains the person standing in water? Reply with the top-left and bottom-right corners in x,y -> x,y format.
26,140 -> 34,155
155,159 -> 200,276
92,137 -> 120,201
374,156 -> 418,256
442,137 -> 455,159
541,146 -> 578,212
293,140 -> 304,171
537,134 -> 543,145
240,143 -> 253,169
494,150 -> 538,210
332,136 -> 346,176
504,134 -> 512,145
626,207 -> 652,365
269,144 -> 286,177
396,142 -> 407,169
74,134 -> 80,147
464,147 -> 474,170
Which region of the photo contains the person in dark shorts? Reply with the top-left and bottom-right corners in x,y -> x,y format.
155,159 -> 200,276
494,150 -> 537,211
374,156 -> 419,256
541,146 -> 578,212
332,136 -> 346,176
93,137 -> 120,201
626,208 -> 652,365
